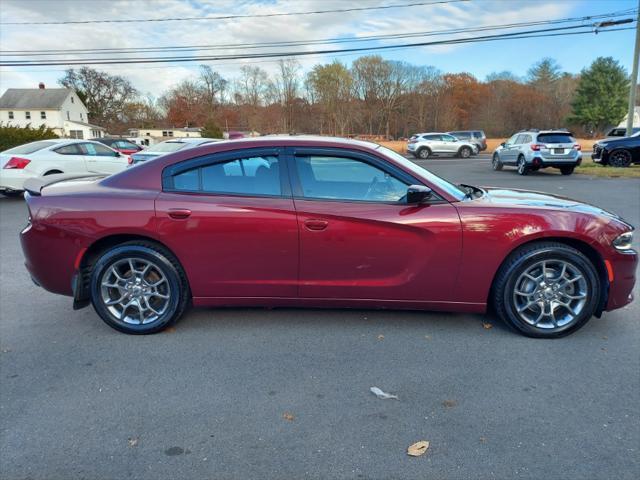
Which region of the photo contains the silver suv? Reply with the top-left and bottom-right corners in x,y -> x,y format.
492,130 -> 582,176
407,132 -> 478,159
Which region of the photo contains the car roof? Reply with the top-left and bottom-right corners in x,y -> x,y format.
162,137 -> 219,144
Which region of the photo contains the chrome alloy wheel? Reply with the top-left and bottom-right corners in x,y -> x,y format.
512,259 -> 588,329
100,258 -> 171,325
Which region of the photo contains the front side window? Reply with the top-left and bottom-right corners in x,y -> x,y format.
294,155 -> 407,202
442,134 -> 457,142
171,156 -> 281,196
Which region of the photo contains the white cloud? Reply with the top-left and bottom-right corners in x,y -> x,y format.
0,0 -> 579,96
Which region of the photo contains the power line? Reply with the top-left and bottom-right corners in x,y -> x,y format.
0,0 -> 468,26
1,9 -> 635,57
1,22 -> 633,67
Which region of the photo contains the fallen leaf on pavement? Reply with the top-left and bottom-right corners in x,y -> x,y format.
442,399 -> 457,408
407,441 -> 429,457
377,335 -> 384,340
165,327 -> 177,333
482,322 -> 493,329
128,437 -> 139,447
370,386 -> 398,400
283,412 -> 295,421
479,436 -> 487,443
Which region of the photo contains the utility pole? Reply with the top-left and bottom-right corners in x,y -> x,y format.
626,1 -> 640,136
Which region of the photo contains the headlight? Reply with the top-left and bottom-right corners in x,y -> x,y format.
612,231 -> 634,251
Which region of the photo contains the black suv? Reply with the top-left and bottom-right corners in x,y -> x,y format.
592,131 -> 640,167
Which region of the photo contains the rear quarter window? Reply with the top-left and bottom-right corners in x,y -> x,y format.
3,140 -> 57,154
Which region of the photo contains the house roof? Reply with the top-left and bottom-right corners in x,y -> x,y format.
0,88 -> 72,109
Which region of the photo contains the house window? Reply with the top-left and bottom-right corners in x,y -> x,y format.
67,111 -> 70,120
8,111 -> 13,119
25,111 -> 31,119
40,111 -> 46,119
69,130 -> 84,139
80,113 -> 83,121
70,96 -> 74,104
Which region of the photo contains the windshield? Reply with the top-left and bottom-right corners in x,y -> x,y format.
3,140 -> 58,154
148,141 -> 187,153
376,145 -> 466,201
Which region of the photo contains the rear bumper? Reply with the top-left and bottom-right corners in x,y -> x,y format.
0,169 -> 29,192
605,250 -> 638,311
530,155 -> 581,168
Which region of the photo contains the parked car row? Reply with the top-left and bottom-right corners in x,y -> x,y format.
0,137 -> 224,196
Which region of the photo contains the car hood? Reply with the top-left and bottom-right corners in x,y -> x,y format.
478,187 -> 630,225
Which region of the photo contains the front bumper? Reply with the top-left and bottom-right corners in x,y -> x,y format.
605,249 -> 638,311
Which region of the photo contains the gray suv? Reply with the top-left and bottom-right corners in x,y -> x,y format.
447,130 -> 487,151
407,132 -> 478,159
492,130 -> 582,176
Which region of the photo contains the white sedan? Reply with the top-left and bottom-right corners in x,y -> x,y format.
0,139 -> 129,197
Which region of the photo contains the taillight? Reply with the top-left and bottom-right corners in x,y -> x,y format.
3,157 -> 31,169
573,144 -> 581,151
530,144 -> 545,151
127,156 -> 133,165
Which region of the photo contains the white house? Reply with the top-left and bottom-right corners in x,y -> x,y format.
128,127 -> 202,139
617,106 -> 640,128
0,83 -> 105,139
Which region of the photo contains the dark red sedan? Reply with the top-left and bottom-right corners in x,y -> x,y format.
20,137 -> 636,337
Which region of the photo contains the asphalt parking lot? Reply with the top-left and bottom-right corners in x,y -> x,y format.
1,155 -> 639,480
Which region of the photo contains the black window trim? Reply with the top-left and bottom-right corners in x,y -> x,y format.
285,146 -> 445,205
161,147 -> 291,199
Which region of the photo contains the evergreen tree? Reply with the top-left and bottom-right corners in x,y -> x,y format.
569,57 -> 629,133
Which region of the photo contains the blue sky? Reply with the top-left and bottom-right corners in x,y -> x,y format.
0,0 -> 636,97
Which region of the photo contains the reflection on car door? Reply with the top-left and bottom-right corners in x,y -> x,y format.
501,134 -> 521,163
81,142 -> 127,173
441,134 -> 459,153
288,148 -> 462,302
155,148 -> 299,298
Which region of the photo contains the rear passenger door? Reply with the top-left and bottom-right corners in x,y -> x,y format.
155,148 -> 299,298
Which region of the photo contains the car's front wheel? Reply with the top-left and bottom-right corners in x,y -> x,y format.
90,242 -> 190,334
492,242 -> 601,338
609,149 -> 632,168
417,147 -> 431,159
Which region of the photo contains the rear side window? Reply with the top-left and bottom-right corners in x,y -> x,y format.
171,156 -> 281,196
55,144 -> 83,155
3,140 -> 57,154
537,133 -> 574,144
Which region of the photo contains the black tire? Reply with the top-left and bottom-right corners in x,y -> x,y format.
43,170 -> 63,176
90,241 -> 190,334
492,153 -> 503,171
560,166 -> 575,175
458,146 -> 472,158
417,147 -> 431,159
2,191 -> 24,198
492,242 -> 601,338
608,149 -> 632,168
517,155 -> 528,176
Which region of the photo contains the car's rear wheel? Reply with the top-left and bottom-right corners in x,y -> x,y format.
609,149 -> 632,168
90,242 -> 190,334
560,166 -> 575,175
417,147 -> 431,159
517,156 -> 528,175
458,146 -> 472,158
492,242 -> 600,338
492,153 -> 503,171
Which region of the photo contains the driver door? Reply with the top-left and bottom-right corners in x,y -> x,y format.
440,134 -> 459,153
288,148 -> 462,302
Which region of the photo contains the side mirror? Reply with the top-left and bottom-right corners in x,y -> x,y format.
406,185 -> 432,204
